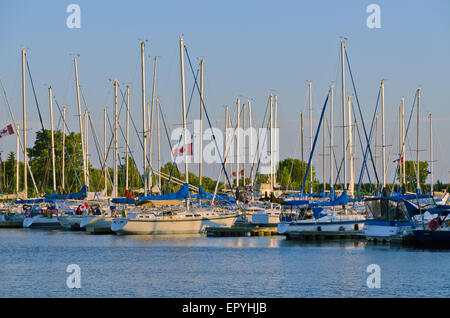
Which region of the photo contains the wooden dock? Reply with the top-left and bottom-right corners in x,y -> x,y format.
206,222 -> 280,237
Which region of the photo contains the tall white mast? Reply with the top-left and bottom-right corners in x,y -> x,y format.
73,57 -> 87,188
429,113 -> 433,195
300,111 -> 304,163
242,103 -> 246,186
85,109 -> 89,190
381,80 -> 386,190
236,98 -> 240,188
274,95 -> 278,188
417,87 -> 421,193
126,85 -> 130,191
399,102 -> 403,188
348,95 -> 354,197
149,56 -> 158,192
113,80 -> 118,198
329,85 -> 334,191
402,98 -> 406,188
340,41 -> 347,192
199,59 -> 204,187
62,107 -> 66,191
308,81 -> 312,193
179,37 -> 189,210
248,100 -> 253,190
323,100 -> 326,194
224,106 -> 228,187
375,114 -> 378,189
49,86 -> 56,192
16,124 -> 19,196
21,48 -> 27,198
157,98 -> 161,189
141,41 -> 147,196
104,107 -> 108,194
269,93 -> 273,189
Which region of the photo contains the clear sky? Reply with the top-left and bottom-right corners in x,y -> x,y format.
0,0 -> 449,186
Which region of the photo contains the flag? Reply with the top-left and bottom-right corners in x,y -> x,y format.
172,143 -> 193,157
393,156 -> 404,163
239,169 -> 244,176
0,124 -> 14,139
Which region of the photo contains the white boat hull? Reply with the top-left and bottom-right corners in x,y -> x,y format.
111,214 -> 237,235
23,215 -> 62,229
80,215 -> 114,234
0,214 -> 24,228
278,215 -> 365,238
58,215 -> 85,231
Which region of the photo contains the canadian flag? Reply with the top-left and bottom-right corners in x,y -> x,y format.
393,156 -> 404,163
232,170 -> 245,177
0,124 -> 14,139
172,143 -> 193,157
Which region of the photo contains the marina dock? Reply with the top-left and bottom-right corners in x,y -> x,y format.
206,222 -> 280,237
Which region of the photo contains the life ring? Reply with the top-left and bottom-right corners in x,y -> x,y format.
429,219 -> 439,231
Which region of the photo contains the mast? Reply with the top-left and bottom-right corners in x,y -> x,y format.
113,80 -> 118,198
308,81 -> 312,193
62,107 -> 66,191
381,80 -> 386,189
269,93 -> 273,189
16,124 -> 19,196
300,111 -> 304,163
85,109 -> 89,190
274,95 -> 277,188
242,103 -> 246,186
21,48 -> 27,198
179,37 -> 189,210
149,56 -> 158,192
402,98 -> 406,188
348,95 -> 354,197
248,100 -> 253,191
73,57 -> 87,188
399,102 -> 403,188
199,59 -> 204,187
323,103 -> 326,193
375,114 -> 378,189
224,106 -> 228,187
429,113 -> 433,195
157,98 -> 161,189
329,85 -> 334,191
49,86 -> 56,192
417,87 -> 421,193
340,41 -> 347,192
126,85 -> 130,191
141,41 -> 147,196
236,98 -> 240,188
104,107 -> 107,194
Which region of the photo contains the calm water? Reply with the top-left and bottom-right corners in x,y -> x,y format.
0,228 -> 449,298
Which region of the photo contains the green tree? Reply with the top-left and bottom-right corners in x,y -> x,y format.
398,160 -> 430,192
275,158 -> 317,191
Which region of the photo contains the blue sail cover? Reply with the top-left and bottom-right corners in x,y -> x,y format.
112,197 -> 136,204
197,186 -> 235,202
281,199 -> 310,206
137,183 -> 190,201
44,186 -> 87,200
309,190 -> 349,208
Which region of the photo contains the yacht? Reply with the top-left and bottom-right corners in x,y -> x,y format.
111,206 -> 238,235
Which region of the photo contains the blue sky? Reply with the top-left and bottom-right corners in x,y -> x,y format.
0,0 -> 449,185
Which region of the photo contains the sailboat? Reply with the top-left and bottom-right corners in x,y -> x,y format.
111,38 -> 238,235
278,41 -> 367,239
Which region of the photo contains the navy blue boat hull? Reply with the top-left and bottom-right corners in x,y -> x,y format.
413,230 -> 450,245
